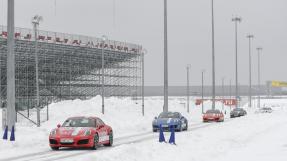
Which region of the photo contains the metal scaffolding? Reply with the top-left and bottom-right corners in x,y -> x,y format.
0,25 -> 142,116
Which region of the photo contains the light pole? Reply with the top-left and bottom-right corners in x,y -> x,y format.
101,35 -> 108,114
6,0 -> 16,131
32,15 -> 43,127
247,34 -> 254,108
186,64 -> 191,113
229,79 -> 232,111
257,47 -> 262,108
222,77 -> 225,112
201,70 -> 205,114
232,16 -> 241,108
211,0 -> 216,110
142,49 -> 147,116
163,0 -> 169,112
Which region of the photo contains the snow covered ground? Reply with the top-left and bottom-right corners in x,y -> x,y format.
0,96 -> 287,161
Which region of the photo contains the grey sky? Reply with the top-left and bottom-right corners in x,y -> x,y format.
1,0 -> 287,86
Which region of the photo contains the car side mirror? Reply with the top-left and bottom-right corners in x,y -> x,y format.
154,117 -> 157,120
57,124 -> 61,128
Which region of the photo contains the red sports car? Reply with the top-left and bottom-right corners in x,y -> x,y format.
49,116 -> 113,150
203,109 -> 224,122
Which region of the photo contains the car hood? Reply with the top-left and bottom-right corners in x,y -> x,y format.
57,127 -> 91,136
154,118 -> 180,125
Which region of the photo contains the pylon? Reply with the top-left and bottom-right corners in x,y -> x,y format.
169,125 -> 175,145
2,126 -> 8,140
159,124 -> 165,142
10,126 -> 15,141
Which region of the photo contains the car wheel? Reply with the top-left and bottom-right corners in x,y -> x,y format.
185,122 -> 188,131
92,133 -> 99,150
51,147 -> 59,150
104,131 -> 113,147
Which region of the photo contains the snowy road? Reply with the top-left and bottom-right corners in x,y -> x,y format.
0,120 -> 233,161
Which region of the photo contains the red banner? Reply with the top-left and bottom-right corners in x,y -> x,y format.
195,99 -> 237,106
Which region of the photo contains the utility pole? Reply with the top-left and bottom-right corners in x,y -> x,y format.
211,0 -> 216,110
201,70 -> 205,114
232,16 -> 241,108
247,34 -> 254,108
257,47 -> 262,108
32,15 -> 43,127
163,0 -> 168,112
186,64 -> 191,113
7,0 -> 16,131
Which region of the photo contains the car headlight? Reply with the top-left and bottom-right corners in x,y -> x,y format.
50,130 -> 57,136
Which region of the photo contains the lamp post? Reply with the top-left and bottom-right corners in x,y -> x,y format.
142,49 -> 147,116
232,16 -> 241,108
201,70 -> 205,114
6,0 -> 16,131
222,77 -> 225,112
101,35 -> 108,114
211,0 -> 216,110
163,0 -> 169,112
186,64 -> 191,113
247,34 -> 254,108
32,15 -> 43,127
257,47 -> 262,108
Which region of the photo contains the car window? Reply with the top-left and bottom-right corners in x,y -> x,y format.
96,118 -> 105,126
62,118 -> 96,127
159,112 -> 180,118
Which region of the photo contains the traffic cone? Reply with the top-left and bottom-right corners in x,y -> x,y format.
10,126 -> 15,141
159,124 -> 165,143
2,126 -> 8,140
169,125 -> 175,145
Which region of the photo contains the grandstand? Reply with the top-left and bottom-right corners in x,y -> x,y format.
0,25 -> 143,112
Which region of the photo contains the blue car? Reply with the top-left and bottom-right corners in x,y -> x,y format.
152,112 -> 188,132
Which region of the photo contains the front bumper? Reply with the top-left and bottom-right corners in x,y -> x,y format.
153,124 -> 181,131
49,135 -> 94,148
203,117 -> 221,122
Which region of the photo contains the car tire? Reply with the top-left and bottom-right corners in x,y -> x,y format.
104,131 -> 113,147
51,147 -> 59,150
92,133 -> 99,150
185,122 -> 188,131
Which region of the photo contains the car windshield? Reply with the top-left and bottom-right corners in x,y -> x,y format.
62,118 -> 96,127
234,108 -> 242,111
206,110 -> 220,114
159,112 -> 180,118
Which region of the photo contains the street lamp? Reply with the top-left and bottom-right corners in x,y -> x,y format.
247,34 -> 254,108
232,16 -> 241,108
221,77 -> 225,112
6,0 -> 16,131
101,35 -> 108,114
186,64 -> 191,113
201,70 -> 205,114
257,47 -> 263,108
32,15 -> 43,127
211,0 -> 216,110
141,48 -> 147,116
163,0 -> 169,112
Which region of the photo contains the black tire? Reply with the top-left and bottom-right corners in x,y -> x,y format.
184,122 -> 188,131
104,131 -> 113,147
92,133 -> 99,150
51,147 -> 59,150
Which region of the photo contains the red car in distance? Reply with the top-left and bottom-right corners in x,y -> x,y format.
203,109 -> 224,122
49,116 -> 113,150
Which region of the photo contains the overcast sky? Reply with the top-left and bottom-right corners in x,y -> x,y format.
1,0 -> 287,86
